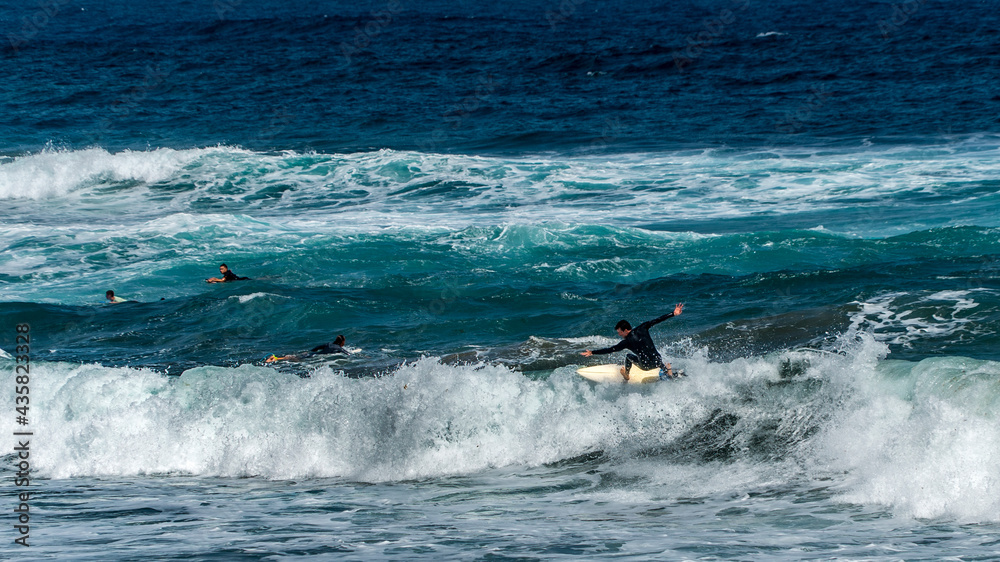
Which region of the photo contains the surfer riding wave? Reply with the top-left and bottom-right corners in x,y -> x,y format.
581,303 -> 683,380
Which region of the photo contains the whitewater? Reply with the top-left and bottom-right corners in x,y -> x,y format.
3,140 -> 1000,559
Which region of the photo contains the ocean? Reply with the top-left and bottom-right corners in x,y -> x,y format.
3,0 -> 1000,559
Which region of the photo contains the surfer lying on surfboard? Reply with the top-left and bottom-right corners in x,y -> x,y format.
266,334 -> 348,363
206,263 -> 250,283
580,303 -> 683,381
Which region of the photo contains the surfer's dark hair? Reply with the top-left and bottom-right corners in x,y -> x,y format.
615,320 -> 631,332
334,335 -> 345,346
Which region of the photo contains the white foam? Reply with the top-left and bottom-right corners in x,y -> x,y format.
5,359 -> 604,480
816,353 -> 1000,522
0,352 -> 795,482
8,334 -> 1000,522
849,290 -> 984,347
231,292 -> 284,304
5,140 -> 1000,232
0,147 -> 208,200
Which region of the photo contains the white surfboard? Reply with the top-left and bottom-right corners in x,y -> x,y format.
576,364 -> 666,384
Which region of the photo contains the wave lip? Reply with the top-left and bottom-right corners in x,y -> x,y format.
819,355 -> 1000,522
0,147 -> 210,200
6,335 -> 998,523
15,359 -> 604,481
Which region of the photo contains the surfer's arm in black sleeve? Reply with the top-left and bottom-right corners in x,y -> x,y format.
582,340 -> 628,356
641,303 -> 684,329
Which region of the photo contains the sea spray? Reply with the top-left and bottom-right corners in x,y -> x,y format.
13,334 -> 981,498
818,353 -> 1000,521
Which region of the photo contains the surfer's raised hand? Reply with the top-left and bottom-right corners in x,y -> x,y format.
673,303 -> 684,316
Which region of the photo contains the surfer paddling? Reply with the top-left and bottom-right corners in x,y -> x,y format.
105,290 -> 126,303
581,303 -> 683,381
206,263 -> 249,283
266,334 -> 348,363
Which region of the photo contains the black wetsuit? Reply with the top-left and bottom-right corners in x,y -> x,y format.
222,270 -> 249,281
309,342 -> 347,355
590,311 -> 677,372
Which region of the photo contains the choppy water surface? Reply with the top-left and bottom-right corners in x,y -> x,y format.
3,0 -> 1000,558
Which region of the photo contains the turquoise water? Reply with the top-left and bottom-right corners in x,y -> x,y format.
3,141 -> 1000,558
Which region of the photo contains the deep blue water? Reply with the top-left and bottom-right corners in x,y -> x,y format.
5,0 -> 1000,154
3,0 -> 1000,559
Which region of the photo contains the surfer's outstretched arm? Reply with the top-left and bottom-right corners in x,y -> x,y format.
582,340 -> 628,356
266,354 -> 301,363
644,303 -> 684,328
